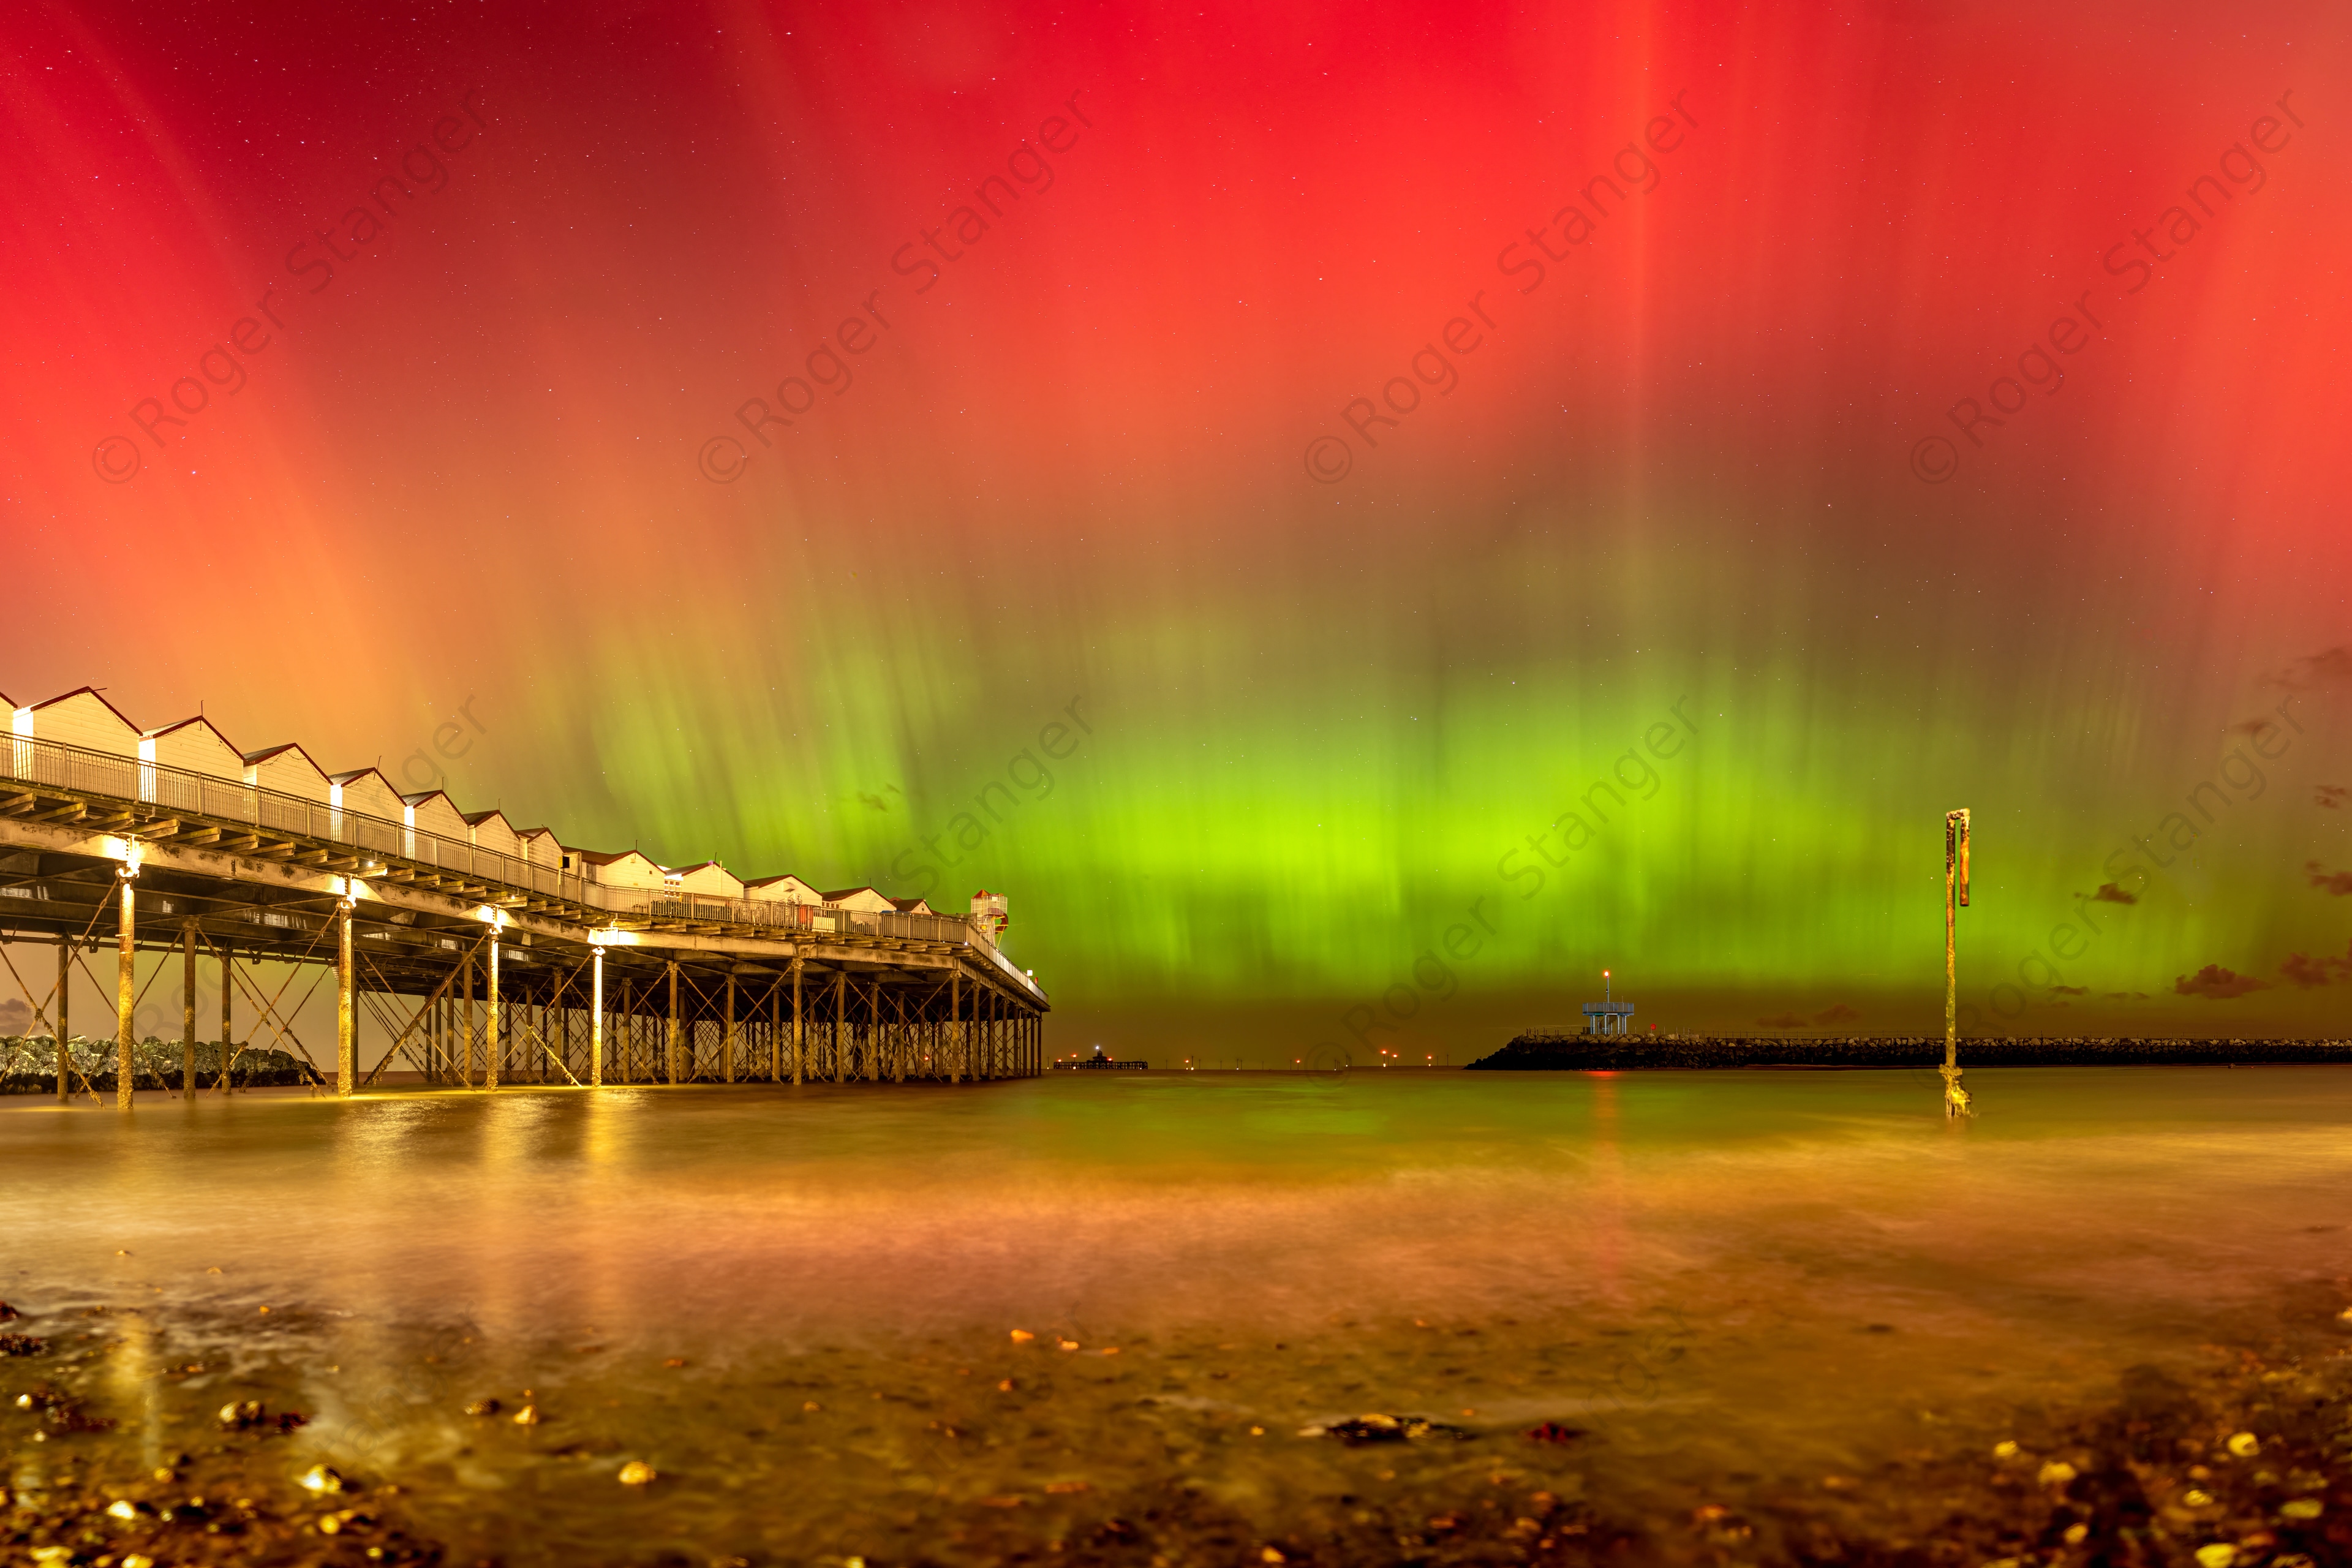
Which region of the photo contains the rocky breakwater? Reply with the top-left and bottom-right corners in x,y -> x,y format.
1468,1033 -> 2352,1069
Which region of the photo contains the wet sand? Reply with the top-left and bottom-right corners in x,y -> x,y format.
4,1070 -> 2349,1564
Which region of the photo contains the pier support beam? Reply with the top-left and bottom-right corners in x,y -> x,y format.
949,968 -> 961,1085
56,940 -> 69,1102
336,897 -> 356,1098
486,929 -> 502,1091
590,946 -> 605,1088
791,956 -> 804,1085
833,970 -> 846,1084
181,920 -> 196,1098
115,865 -> 135,1110
218,940 -> 233,1095
725,973 -> 737,1084
667,961 -> 681,1085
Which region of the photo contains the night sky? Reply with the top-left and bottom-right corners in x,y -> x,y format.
4,0 -> 2348,1063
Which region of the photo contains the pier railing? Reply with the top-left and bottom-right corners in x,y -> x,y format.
1,733 -> 987,951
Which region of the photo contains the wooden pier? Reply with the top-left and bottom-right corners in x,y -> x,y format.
1,709 -> 1045,1102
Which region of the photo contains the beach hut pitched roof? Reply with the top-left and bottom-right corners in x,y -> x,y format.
821,886 -> 897,913
888,896 -> 936,914
140,715 -> 244,778
22,687 -> 143,756
745,873 -> 821,903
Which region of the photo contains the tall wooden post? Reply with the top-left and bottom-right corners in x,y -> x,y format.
790,957 -> 804,1084
667,960 -> 681,1085
115,868 -> 136,1110
590,946 -> 605,1088
1942,807 -> 1973,1118
724,973 -> 737,1084
181,920 -> 197,1098
461,951 -> 476,1087
217,939 -> 232,1094
863,977 -> 878,1082
56,938 -> 70,1102
336,899 -> 356,1098
486,929 -> 502,1091
619,978 -> 634,1084
949,968 -> 962,1085
833,970 -> 846,1084
893,987 -> 907,1084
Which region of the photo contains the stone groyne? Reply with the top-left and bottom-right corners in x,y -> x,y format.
1467,1033 -> 2352,1070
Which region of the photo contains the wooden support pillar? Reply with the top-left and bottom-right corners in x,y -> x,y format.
115,868 -> 135,1110
486,930 -> 502,1092
949,968 -> 962,1085
181,920 -> 197,1098
769,975 -> 782,1081
56,939 -> 70,1102
791,957 -> 805,1085
336,897 -> 356,1097
864,976 -> 878,1082
619,978 -> 634,1084
833,970 -> 846,1084
461,952 -> 477,1087
725,973 -> 737,1084
217,939 -> 232,1095
666,960 -> 681,1085
893,987 -> 907,1084
591,947 -> 605,1088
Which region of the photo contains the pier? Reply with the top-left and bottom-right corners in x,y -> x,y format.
1,687 -> 1046,1101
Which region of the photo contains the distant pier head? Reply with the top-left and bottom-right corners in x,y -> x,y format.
1,683 -> 1046,1097
1470,1031 -> 2352,1069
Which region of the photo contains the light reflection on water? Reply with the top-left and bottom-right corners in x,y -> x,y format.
4,1067 -> 2347,1561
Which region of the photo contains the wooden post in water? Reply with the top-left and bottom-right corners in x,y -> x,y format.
217,940 -> 232,1095
181,920 -> 197,1098
833,970 -> 846,1083
486,928 -> 502,1092
949,968 -> 961,1085
590,946 -> 604,1088
791,956 -> 804,1085
56,939 -> 70,1102
724,973 -> 737,1084
769,974 -> 782,1081
461,951 -> 476,1087
336,895 -> 357,1097
619,978 -> 634,1084
1942,808 -> 1973,1118
863,976 -> 878,1082
116,865 -> 136,1110
667,960 -> 681,1085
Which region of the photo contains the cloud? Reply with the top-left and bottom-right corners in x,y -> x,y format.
1755,1012 -> 1805,1030
2103,990 -> 2150,1000
2174,964 -> 2272,1000
2316,784 -> 2346,811
0,998 -> 27,1035
1811,1003 -> 1861,1025
2048,984 -> 2089,995
2280,951 -> 2337,989
2266,645 -> 2352,692
2089,881 -> 2138,905
2308,861 -> 2352,897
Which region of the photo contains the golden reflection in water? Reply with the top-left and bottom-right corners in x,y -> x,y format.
1588,1072 -> 1623,1306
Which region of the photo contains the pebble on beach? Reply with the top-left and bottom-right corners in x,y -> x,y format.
618,1460 -> 657,1485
